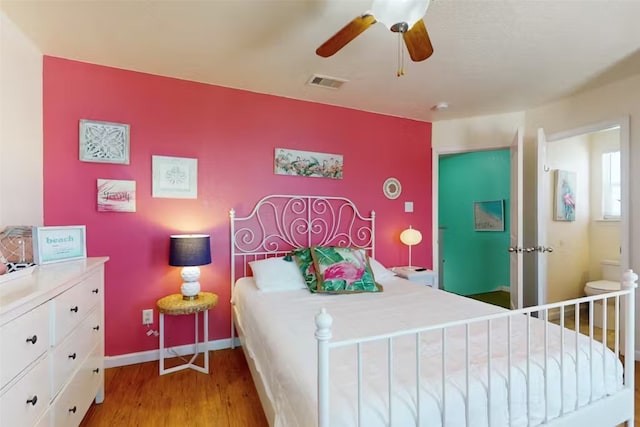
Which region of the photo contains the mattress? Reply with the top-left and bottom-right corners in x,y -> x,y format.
233,276 -> 623,427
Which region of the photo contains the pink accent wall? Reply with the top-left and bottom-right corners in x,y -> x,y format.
43,56 -> 432,357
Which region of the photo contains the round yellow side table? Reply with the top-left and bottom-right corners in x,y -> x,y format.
156,292 -> 218,375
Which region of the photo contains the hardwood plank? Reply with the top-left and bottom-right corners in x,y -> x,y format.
82,346 -> 640,426
80,349 -> 268,427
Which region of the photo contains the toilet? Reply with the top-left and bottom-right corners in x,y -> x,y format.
584,260 -> 621,329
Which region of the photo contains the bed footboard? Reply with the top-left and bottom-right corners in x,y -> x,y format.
315,270 -> 638,427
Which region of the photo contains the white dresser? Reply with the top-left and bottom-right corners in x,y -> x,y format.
0,257 -> 108,427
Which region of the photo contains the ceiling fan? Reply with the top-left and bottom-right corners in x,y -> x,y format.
316,0 -> 434,65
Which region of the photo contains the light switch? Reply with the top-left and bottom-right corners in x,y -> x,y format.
404,202 -> 414,213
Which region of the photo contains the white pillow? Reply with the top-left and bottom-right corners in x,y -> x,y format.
249,257 -> 307,291
368,257 -> 394,281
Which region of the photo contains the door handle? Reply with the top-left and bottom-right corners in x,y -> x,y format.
528,245 -> 554,253
508,246 -> 522,253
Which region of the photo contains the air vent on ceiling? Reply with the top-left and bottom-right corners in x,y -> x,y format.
307,74 -> 347,90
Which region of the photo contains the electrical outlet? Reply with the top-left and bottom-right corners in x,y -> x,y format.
142,309 -> 153,325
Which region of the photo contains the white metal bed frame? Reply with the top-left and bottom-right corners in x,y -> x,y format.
230,194 -> 637,427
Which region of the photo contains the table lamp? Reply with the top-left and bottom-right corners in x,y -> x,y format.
400,226 -> 422,269
169,234 -> 212,300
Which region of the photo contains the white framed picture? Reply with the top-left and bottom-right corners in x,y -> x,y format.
274,148 -> 343,179
79,119 -> 130,164
152,155 -> 198,199
97,179 -> 136,212
33,226 -> 87,265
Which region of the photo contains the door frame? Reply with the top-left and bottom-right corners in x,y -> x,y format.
536,116 -> 630,305
432,136 -> 521,298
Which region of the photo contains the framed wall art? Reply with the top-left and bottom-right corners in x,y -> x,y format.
152,155 -> 198,199
97,179 -> 136,212
383,177 -> 402,199
473,200 -> 505,231
274,148 -> 343,179
32,225 -> 87,264
79,119 -> 130,164
554,169 -> 576,221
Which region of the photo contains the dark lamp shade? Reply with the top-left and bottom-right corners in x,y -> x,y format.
169,234 -> 212,267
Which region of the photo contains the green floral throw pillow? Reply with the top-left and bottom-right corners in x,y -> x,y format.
310,246 -> 382,293
291,247 -> 318,292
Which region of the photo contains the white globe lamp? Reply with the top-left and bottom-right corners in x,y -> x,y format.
399,226 -> 422,269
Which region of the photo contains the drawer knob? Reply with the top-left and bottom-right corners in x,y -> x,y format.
26,396 -> 38,406
92,288 -> 99,294
93,368 -> 100,374
68,353 -> 77,360
26,335 -> 38,344
70,306 -> 79,313
93,325 -> 100,331
69,406 -> 77,414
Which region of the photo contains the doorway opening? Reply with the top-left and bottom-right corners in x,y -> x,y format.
437,149 -> 511,304
536,117 -> 630,306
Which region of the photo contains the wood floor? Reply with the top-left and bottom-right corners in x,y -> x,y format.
80,349 -> 268,427
467,290 -> 511,309
81,343 -> 640,427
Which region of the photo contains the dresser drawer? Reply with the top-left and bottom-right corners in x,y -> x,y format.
51,345 -> 103,427
51,308 -> 101,397
0,356 -> 51,427
51,271 -> 102,345
0,302 -> 50,389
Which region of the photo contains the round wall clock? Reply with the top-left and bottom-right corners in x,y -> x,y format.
383,177 -> 402,200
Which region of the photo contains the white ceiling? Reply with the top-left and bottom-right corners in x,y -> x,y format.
2,0 -> 640,122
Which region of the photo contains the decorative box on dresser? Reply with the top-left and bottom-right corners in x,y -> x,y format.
0,257 -> 109,427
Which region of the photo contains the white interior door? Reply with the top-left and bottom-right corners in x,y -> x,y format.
536,120 -> 629,308
509,128 -> 524,309
536,128 -> 549,306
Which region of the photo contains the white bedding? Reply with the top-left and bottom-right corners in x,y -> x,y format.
233,276 -> 623,427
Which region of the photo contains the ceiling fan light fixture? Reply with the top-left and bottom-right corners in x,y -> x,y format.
314,0 -> 434,67
371,0 -> 430,30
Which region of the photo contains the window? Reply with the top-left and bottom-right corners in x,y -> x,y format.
602,151 -> 620,219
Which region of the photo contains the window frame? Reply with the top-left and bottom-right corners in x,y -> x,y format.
601,150 -> 621,220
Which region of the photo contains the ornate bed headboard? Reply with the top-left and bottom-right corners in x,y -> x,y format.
230,194 -> 376,283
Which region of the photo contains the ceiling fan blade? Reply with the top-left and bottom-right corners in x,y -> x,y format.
316,14 -> 377,58
403,19 -> 434,62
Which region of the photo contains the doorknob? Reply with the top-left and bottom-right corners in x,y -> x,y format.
532,245 -> 554,253
525,247 -> 537,253
508,246 -> 522,253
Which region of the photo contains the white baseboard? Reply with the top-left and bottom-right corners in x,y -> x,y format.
104,337 -> 242,369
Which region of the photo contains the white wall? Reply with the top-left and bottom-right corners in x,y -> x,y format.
432,111 -> 526,152
0,11 -> 43,226
434,72 -> 640,353
545,135 -> 590,303
524,74 -> 639,274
